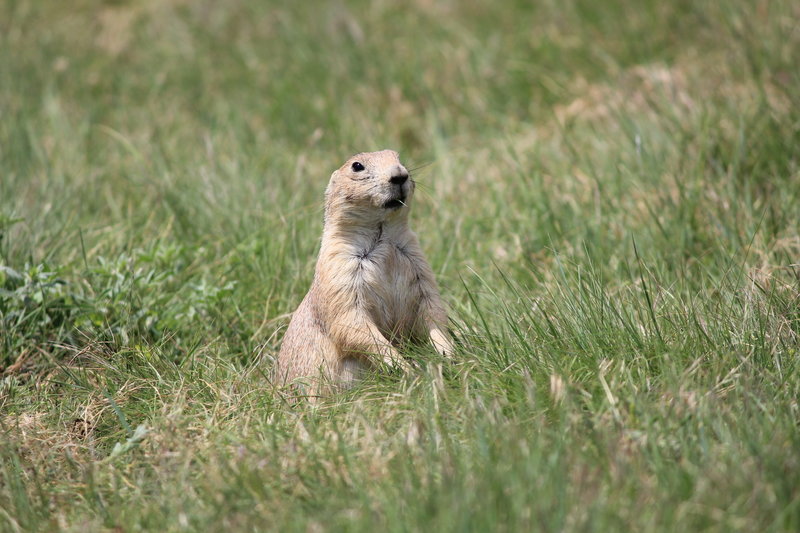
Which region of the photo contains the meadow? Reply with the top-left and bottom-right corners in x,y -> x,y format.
1,0 -> 799,531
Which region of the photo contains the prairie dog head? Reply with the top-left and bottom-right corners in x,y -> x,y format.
324,150 -> 414,225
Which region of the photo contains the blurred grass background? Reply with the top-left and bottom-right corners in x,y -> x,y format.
1,0 -> 799,531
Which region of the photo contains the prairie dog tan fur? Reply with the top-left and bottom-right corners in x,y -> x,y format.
275,150 -> 452,395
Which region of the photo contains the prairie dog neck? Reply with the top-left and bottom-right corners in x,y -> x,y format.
319,213 -> 410,262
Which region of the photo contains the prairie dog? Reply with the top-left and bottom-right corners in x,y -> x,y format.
275,150 -> 453,395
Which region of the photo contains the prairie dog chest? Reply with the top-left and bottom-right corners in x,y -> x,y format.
354,235 -> 422,331
359,239 -> 418,288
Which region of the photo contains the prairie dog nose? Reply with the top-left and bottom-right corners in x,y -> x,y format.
389,168 -> 409,185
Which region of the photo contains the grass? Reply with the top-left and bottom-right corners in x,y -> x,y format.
1,0 -> 799,530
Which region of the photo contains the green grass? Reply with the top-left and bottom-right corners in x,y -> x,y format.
1,0 -> 799,531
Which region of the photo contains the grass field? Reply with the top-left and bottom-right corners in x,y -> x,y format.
1,0 -> 799,531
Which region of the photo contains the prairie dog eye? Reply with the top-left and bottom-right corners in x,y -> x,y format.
351,161 -> 365,172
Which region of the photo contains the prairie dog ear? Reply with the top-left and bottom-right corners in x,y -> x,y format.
326,169 -> 341,188
324,170 -> 337,197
